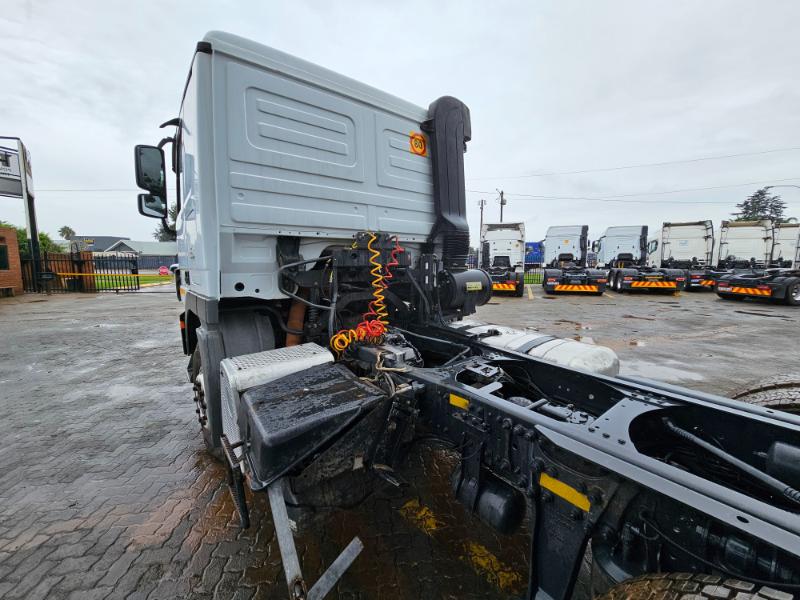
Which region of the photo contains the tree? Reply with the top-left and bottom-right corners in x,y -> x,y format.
0,221 -> 62,256
153,204 -> 178,241
734,187 -> 787,222
58,225 -> 75,240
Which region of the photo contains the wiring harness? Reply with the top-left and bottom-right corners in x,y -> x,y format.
329,233 -> 405,355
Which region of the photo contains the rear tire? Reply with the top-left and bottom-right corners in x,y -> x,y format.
596,572 -> 785,600
732,373 -> 800,414
190,349 -> 224,461
785,280 -> 800,306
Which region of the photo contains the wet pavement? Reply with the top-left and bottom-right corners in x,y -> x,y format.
0,291 -> 528,600
0,286 -> 796,599
480,286 -> 800,396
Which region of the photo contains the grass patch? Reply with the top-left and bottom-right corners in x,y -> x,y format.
524,272 -> 543,284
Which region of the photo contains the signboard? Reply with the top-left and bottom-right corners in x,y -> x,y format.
0,141 -> 33,199
0,146 -> 22,198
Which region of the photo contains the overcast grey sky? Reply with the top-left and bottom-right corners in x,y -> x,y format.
2,0 -> 799,244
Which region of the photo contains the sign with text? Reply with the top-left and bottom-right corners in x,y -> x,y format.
0,141 -> 33,199
0,145 -> 22,198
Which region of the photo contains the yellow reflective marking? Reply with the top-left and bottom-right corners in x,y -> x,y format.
539,472 -> 591,512
449,393 -> 470,410
398,499 -> 441,534
463,541 -> 524,593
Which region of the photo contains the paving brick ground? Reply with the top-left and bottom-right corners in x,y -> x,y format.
0,292 -> 529,600
2,288 -> 796,599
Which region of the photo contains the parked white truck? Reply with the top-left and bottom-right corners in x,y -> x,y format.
772,222 -> 800,268
594,225 -> 686,292
541,225 -> 607,295
479,221 -> 525,295
646,220 -> 719,290
133,32 -> 800,599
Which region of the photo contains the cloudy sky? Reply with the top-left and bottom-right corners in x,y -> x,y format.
1,0 -> 799,244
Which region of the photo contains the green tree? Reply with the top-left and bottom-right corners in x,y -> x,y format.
0,221 -> 62,257
734,187 -> 787,222
58,225 -> 75,239
153,204 -> 178,241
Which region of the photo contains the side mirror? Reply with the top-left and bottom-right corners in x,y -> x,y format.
134,145 -> 166,198
138,193 -> 167,219
591,241 -> 598,252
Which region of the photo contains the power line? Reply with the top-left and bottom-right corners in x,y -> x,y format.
467,146 -> 800,180
467,176 -> 800,204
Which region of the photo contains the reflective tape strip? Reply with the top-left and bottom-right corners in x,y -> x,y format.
731,286 -> 771,296
630,281 -> 677,288
700,280 -> 715,286
492,283 -> 516,291
539,473 -> 591,512
449,394 -> 470,410
553,284 -> 598,292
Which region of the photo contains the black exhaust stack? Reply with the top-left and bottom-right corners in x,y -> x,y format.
422,96 -> 471,271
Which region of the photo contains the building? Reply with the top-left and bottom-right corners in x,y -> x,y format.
104,240 -> 178,269
69,235 -> 130,252
0,225 -> 24,295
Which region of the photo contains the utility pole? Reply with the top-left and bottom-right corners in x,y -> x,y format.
477,198 -> 487,267
497,189 -> 506,222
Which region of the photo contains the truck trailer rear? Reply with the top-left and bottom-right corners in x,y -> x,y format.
134,32 -> 800,600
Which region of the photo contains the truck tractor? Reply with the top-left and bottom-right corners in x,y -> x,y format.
595,225 -> 686,293
541,225 -> 607,295
480,222 -> 526,296
135,32 -> 800,600
714,220 -> 800,304
646,220 -> 725,290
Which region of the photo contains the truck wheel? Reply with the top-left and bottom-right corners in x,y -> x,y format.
515,283 -> 525,297
596,572 -> 784,599
190,349 -> 224,461
732,373 -> 800,414
785,280 -> 800,306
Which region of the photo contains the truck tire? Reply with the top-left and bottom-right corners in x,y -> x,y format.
596,572 -> 787,600
785,279 -> 800,306
732,373 -> 800,414
190,348 -> 224,461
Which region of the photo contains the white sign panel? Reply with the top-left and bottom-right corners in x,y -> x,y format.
0,146 -> 23,198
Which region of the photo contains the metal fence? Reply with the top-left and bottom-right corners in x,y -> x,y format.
466,254 -> 544,285
22,251 -> 141,293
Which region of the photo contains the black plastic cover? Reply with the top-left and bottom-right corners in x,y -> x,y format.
422,96 -> 471,270
239,363 -> 385,489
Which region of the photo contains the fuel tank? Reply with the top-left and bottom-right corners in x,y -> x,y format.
453,321 -> 620,376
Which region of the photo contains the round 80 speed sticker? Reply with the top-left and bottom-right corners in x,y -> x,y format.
409,132 -> 427,156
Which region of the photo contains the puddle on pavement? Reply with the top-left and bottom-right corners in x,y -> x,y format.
620,360 -> 705,382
